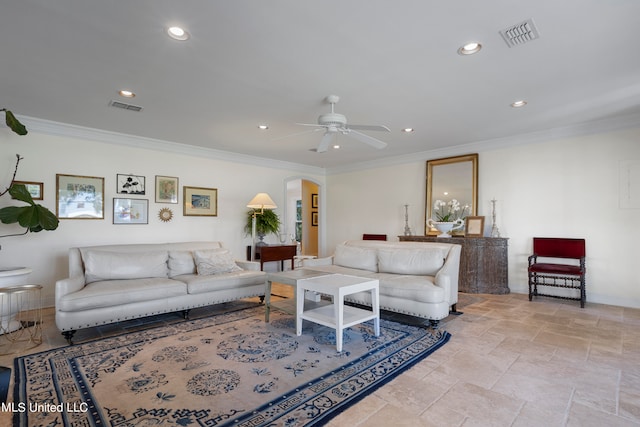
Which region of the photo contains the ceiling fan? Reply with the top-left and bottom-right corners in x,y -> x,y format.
297,95 -> 390,153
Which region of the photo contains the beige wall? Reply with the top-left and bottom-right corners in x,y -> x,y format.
0,131 -> 324,307
2,124 -> 640,309
327,127 -> 640,308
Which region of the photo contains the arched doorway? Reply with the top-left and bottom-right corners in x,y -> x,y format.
283,177 -> 323,257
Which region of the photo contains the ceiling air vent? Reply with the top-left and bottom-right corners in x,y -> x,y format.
499,18 -> 540,48
109,100 -> 143,112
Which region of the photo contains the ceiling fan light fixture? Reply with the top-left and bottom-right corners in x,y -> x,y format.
458,42 -> 482,55
167,26 -> 190,41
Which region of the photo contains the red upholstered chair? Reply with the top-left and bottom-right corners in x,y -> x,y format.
362,234 -> 387,241
528,237 -> 586,308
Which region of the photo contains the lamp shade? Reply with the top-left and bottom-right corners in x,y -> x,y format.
247,193 -> 277,210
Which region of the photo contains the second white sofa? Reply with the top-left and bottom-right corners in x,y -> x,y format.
302,240 -> 461,326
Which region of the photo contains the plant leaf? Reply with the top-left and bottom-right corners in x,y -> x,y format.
4,110 -> 28,135
9,184 -> 35,205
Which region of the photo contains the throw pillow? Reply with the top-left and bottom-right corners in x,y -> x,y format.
194,249 -> 242,275
377,248 -> 447,275
333,244 -> 378,272
168,251 -> 196,277
84,250 -> 169,283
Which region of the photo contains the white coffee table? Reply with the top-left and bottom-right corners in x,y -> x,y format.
296,274 -> 379,352
264,269 -> 329,322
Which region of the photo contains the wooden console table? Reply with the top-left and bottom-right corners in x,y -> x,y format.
399,236 -> 509,294
247,244 -> 297,271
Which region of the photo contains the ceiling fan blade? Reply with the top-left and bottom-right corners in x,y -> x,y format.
296,122 -> 325,128
316,132 -> 334,153
347,130 -> 388,149
270,128 -> 318,142
346,124 -> 391,132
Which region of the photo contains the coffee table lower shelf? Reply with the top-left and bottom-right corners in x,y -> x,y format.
299,305 -> 378,330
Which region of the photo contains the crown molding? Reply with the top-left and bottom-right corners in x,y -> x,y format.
325,111 -> 640,175
18,112 -> 640,177
19,116 -> 327,176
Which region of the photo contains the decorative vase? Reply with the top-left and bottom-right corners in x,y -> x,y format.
427,218 -> 464,238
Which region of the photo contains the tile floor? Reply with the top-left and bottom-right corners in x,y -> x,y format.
2,291 -> 640,426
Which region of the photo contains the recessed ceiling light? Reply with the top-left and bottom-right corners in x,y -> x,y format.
458,42 -> 482,55
401,128 -> 414,133
167,26 -> 190,41
118,90 -> 135,98
258,124 -> 269,130
511,100 -> 527,108
333,145 -> 340,149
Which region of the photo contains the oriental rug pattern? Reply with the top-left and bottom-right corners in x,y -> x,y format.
14,306 -> 450,426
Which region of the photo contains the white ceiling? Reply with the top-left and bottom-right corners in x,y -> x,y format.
3,1 -> 640,171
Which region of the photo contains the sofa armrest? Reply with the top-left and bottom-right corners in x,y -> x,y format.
235,260 -> 261,271
435,245 -> 461,304
302,256 -> 333,267
55,275 -> 86,307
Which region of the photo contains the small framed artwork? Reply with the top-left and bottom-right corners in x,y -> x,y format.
155,175 -> 179,204
12,181 -> 43,200
113,198 -> 149,224
56,174 -> 104,219
311,193 -> 318,208
184,186 -> 218,216
465,216 -> 485,237
117,174 -> 146,195
311,211 -> 318,226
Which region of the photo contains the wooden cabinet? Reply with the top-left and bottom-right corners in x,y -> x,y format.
398,236 -> 509,294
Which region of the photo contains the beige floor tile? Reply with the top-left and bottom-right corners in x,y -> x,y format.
4,294 -> 640,426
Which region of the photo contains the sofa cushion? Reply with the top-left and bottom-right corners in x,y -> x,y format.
194,249 -> 242,275
377,248 -> 447,275
84,250 -> 169,284
58,277 -> 185,312
377,275 -> 444,303
176,270 -> 266,294
333,244 -> 378,272
168,251 -> 196,277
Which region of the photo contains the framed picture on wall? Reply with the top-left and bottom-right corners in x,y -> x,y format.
116,174 -> 146,195
184,186 -> 217,216
12,181 -> 43,200
56,174 -> 104,219
311,193 -> 318,208
465,216 -> 485,237
113,198 -> 149,224
311,211 -> 318,226
155,175 -> 179,203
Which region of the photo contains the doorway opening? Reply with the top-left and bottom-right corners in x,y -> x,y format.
284,178 -> 320,257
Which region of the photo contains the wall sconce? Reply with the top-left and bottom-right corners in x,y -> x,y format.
246,193 -> 277,261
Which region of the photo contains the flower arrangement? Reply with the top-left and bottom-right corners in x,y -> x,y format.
433,199 -> 470,222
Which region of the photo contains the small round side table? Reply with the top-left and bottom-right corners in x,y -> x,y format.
0,284 -> 43,355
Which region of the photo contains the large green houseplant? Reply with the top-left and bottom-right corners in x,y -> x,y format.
244,208 -> 280,243
1,111 -> 59,236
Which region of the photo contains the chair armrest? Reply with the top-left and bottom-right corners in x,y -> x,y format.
302,256 -> 333,267
235,260 -> 261,271
528,254 -> 538,266
55,275 -> 86,307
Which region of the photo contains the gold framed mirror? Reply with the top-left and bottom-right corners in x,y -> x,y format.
425,153 -> 478,235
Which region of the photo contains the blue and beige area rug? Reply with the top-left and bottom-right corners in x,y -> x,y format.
14,306 -> 450,426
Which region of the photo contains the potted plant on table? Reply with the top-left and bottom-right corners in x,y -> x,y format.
244,208 -> 280,246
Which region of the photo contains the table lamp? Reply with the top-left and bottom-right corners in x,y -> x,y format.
247,193 -> 277,261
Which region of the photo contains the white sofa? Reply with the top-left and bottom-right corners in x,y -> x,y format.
55,241 -> 266,343
302,240 -> 461,326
